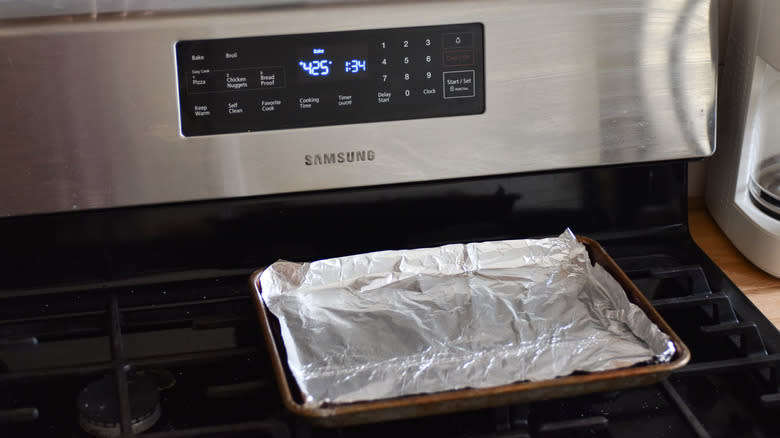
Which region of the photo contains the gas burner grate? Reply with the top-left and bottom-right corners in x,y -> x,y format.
3,240 -> 780,437
0,275 -> 291,437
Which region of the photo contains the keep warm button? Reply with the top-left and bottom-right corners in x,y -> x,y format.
443,70 -> 476,99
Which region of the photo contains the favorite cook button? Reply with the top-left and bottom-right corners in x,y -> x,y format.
443,70 -> 476,99
260,98 -> 282,113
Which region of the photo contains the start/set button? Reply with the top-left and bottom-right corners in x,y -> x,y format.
443,70 -> 476,99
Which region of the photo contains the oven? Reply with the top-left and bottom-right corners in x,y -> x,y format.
1,1 -> 778,437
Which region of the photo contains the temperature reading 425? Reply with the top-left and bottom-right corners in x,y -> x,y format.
298,60 -> 333,77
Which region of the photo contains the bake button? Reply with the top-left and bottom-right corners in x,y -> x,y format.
443,70 -> 476,99
442,50 -> 474,67
442,32 -> 473,49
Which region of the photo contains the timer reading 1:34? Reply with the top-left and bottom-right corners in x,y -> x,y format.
298,58 -> 367,77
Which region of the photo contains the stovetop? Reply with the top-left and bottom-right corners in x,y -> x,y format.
1,234 -> 779,438
1,163 -> 779,437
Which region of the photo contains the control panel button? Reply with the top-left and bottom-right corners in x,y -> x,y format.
443,70 -> 476,99
192,103 -> 212,118
257,67 -> 285,88
443,50 -> 474,67
442,32 -> 473,49
187,69 -> 214,92
226,99 -> 247,115
260,98 -> 283,113
377,91 -> 392,104
337,94 -> 355,108
224,70 -> 251,91
422,87 -> 438,96
297,96 -> 321,110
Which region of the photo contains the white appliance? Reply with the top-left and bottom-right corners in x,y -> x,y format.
707,0 -> 780,277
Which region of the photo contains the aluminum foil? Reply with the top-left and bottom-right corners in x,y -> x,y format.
259,229 -> 675,406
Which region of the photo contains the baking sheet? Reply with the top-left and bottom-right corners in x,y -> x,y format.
259,229 -> 675,407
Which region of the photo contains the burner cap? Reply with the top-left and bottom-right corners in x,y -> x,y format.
77,374 -> 161,438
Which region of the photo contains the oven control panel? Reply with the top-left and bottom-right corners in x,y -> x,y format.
175,23 -> 484,136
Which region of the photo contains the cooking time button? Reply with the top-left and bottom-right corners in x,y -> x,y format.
298,96 -> 321,110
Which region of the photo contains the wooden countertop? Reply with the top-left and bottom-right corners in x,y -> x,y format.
689,199 -> 780,328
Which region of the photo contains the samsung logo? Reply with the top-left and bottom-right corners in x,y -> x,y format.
305,150 -> 376,166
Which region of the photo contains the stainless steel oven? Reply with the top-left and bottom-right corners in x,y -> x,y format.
2,1 -> 779,437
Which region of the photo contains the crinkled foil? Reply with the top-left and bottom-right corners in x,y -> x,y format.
259,229 -> 675,406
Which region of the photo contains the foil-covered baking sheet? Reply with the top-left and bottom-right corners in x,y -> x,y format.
259,230 -> 675,406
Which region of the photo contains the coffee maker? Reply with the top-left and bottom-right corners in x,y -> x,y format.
707,0 -> 780,277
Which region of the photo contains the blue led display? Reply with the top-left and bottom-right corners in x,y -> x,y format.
298,60 -> 333,76
344,59 -> 367,74
298,47 -> 367,79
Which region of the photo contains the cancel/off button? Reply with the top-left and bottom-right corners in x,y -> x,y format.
443,70 -> 476,99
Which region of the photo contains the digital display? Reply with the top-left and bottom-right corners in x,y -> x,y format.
296,45 -> 368,80
298,59 -> 333,76
176,23 -> 485,136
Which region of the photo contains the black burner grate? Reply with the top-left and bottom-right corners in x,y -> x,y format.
2,241 -> 780,437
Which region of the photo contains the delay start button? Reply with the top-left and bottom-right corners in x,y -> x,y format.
442,70 -> 476,99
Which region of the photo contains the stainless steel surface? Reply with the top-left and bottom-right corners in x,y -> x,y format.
0,0 -> 716,217
0,0 -> 371,19
259,230 -> 674,406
